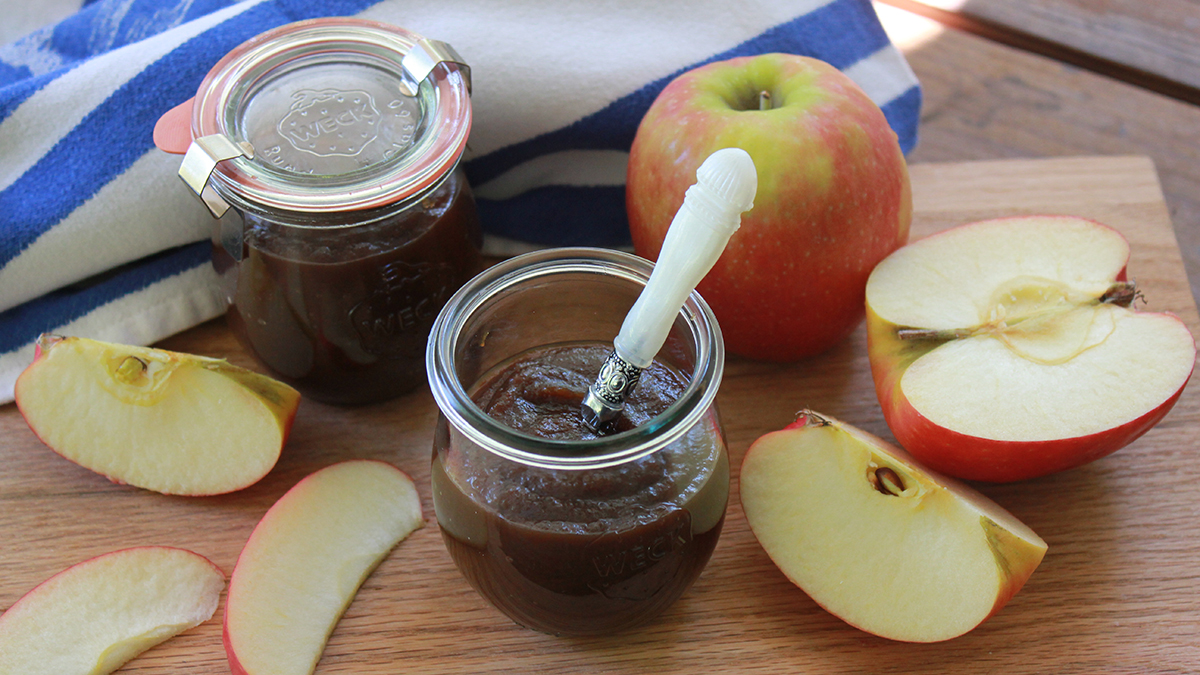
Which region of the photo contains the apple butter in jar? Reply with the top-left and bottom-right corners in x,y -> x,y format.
179,19 -> 480,404
426,249 -> 730,636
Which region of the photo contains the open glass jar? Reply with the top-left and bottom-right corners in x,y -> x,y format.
179,18 -> 481,404
426,248 -> 730,636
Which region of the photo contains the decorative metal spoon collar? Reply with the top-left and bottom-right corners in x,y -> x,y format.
581,147 -> 757,432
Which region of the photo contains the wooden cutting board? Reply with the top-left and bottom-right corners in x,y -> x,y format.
1,156 -> 1197,674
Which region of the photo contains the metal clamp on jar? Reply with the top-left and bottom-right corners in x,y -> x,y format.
162,18 -> 482,404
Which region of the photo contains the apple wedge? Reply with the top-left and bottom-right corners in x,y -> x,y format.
14,334 -> 300,495
865,216 -> 1196,482
0,546 -> 224,675
224,460 -> 424,675
740,411 -> 1047,643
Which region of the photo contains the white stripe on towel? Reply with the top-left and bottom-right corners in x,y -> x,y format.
843,43 -> 920,106
0,262 -> 226,405
360,0 -> 837,157
470,44 -> 917,203
473,149 -> 629,201
0,150 -> 212,313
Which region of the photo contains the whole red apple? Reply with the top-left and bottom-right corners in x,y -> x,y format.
627,53 -> 911,361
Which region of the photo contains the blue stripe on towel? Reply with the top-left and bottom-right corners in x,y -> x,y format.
475,87 -> 920,248
0,0 -> 385,270
46,0 -> 245,58
463,0 -> 903,189
880,84 -> 922,157
0,62 -> 33,89
465,0 -> 917,248
0,73 -> 49,125
476,185 -> 629,248
0,241 -> 210,354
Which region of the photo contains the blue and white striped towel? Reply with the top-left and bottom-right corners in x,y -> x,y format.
0,0 -> 920,404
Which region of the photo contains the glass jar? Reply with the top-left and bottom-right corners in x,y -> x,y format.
180,18 -> 481,404
426,248 -> 730,636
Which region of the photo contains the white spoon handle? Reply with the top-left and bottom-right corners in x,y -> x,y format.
581,148 -> 757,431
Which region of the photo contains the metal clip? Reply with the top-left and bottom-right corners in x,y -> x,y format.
179,134 -> 255,218
398,38 -> 471,97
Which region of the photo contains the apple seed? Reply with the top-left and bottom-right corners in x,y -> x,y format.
115,356 -> 149,384
870,466 -> 907,496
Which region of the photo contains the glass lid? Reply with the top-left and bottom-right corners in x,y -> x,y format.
188,18 -> 471,214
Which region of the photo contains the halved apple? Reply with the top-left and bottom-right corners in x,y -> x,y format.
14,334 -> 300,495
740,411 -> 1047,642
0,546 -> 224,675
865,216 -> 1196,482
224,460 -> 424,675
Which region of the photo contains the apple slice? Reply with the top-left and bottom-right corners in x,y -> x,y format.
740,411 -> 1047,642
224,460 -> 424,675
865,215 -> 1196,482
0,546 -> 224,675
14,334 -> 301,495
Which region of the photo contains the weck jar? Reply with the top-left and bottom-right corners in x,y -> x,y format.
426,248 -> 730,636
178,18 -> 481,404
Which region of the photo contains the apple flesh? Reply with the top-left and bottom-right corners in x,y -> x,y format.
224,460 -> 424,675
740,411 -> 1047,642
14,334 -> 300,495
865,216 -> 1196,482
628,53 -> 911,361
0,546 -> 224,675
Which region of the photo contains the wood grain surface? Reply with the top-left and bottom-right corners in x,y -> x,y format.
1,156 -> 1198,673
897,0 -> 1200,91
873,2 -> 1200,308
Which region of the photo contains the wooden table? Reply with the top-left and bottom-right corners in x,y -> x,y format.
1,155 -> 1197,673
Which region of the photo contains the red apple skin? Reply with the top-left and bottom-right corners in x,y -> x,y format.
628,53 -> 911,361
866,304 -> 1195,483
225,629 -> 252,675
864,216 -> 1197,482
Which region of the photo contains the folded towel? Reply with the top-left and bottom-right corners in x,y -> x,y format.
0,0 -> 921,403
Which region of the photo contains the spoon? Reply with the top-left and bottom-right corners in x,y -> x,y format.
581,147 -> 757,432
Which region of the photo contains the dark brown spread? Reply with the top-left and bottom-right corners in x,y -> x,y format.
223,170 -> 482,404
433,342 -> 728,636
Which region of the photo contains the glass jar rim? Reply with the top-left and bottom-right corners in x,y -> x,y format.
214,157 -> 462,228
426,248 -> 725,471
192,17 -> 471,214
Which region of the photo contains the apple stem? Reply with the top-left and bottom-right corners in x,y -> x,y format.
896,327 -> 975,341
759,90 -> 771,111
1099,280 -> 1141,308
788,410 -> 831,430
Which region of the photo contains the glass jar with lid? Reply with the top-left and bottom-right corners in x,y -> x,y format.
176,18 -> 481,404
426,248 -> 730,636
